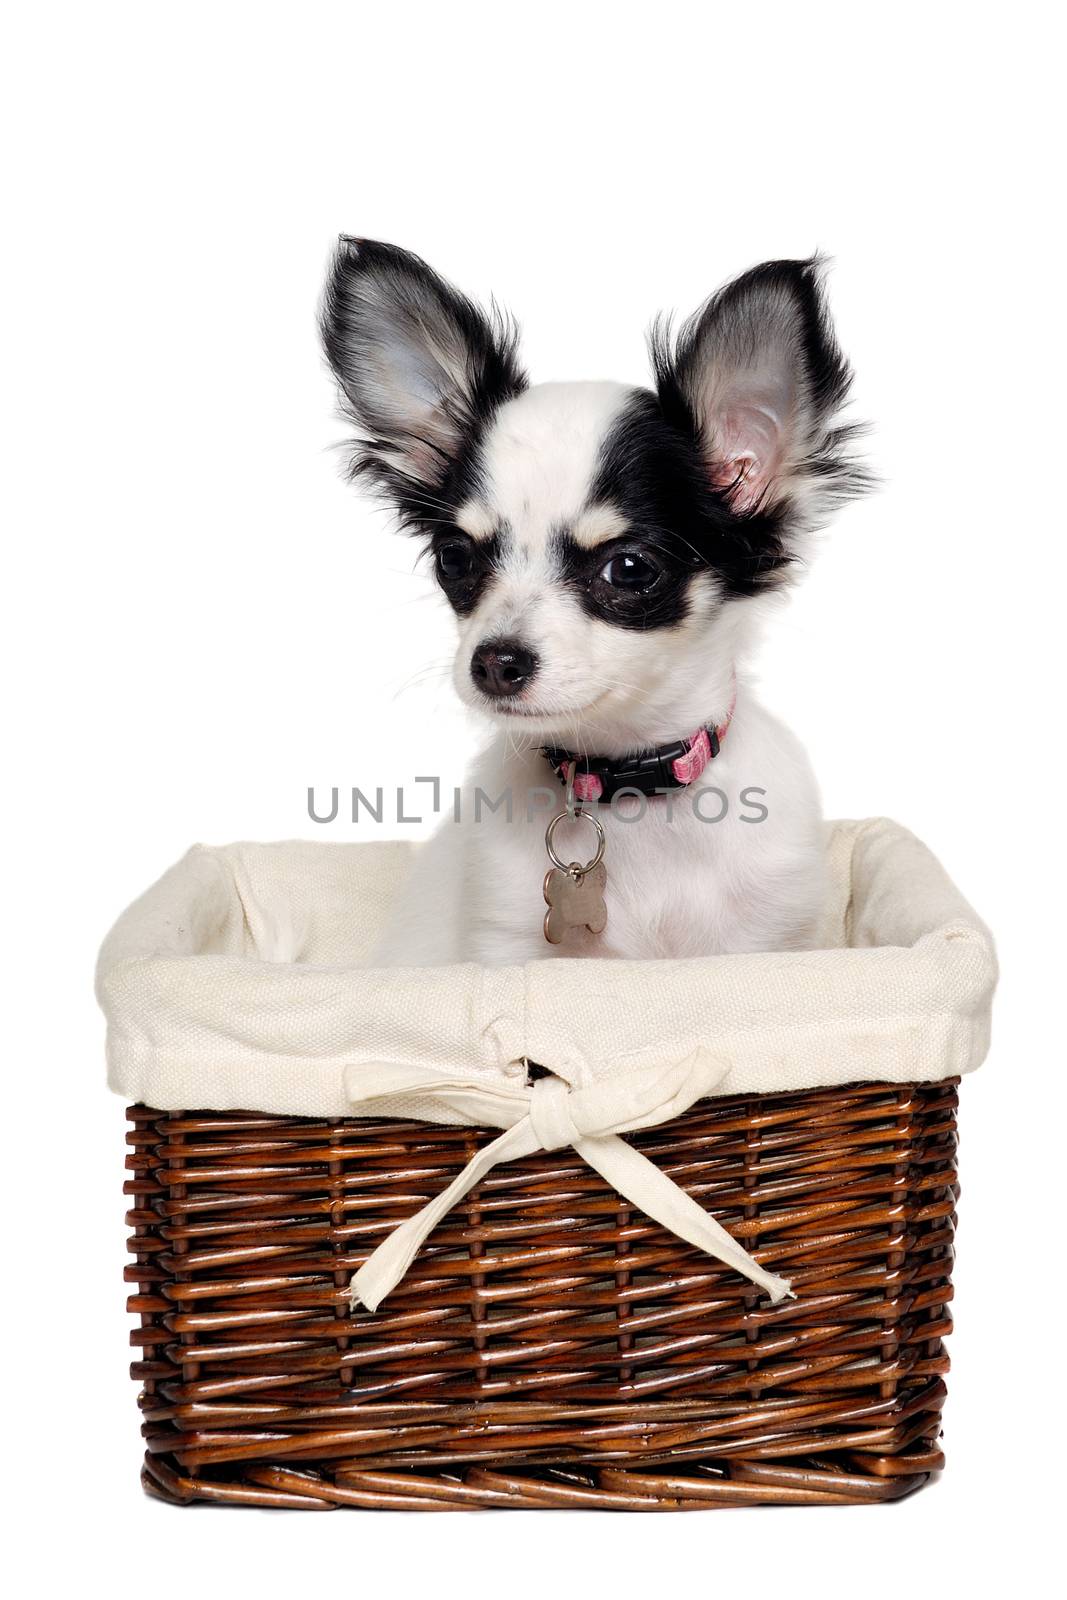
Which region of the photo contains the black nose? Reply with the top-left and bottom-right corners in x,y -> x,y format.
469,638 -> 539,698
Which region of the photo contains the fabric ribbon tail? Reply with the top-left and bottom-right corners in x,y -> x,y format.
349,1119 -> 539,1312
576,1133 -> 793,1304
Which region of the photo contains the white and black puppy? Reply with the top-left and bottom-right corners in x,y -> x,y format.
321,240 -> 865,966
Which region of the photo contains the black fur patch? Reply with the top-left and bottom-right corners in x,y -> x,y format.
552,523 -> 699,631
581,389 -> 793,608
430,527 -> 507,617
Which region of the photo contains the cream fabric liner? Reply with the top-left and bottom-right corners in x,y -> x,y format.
98,817 -> 996,1118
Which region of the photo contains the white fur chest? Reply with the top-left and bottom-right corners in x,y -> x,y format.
454,701 -> 826,965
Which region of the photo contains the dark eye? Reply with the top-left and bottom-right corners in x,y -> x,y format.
599,550 -> 663,590
435,538 -> 475,582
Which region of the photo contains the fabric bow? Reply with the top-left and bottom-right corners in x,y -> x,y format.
344,1048 -> 793,1312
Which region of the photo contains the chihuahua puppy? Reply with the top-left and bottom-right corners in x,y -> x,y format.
321,240 -> 865,966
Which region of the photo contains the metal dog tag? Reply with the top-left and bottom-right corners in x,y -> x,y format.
543,809 -> 608,944
543,860 -> 608,944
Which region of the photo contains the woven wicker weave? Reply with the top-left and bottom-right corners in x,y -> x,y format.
126,1077 -> 958,1509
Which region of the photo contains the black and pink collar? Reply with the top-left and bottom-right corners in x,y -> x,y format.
542,698 -> 735,803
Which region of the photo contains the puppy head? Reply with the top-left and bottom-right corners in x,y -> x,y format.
322,239 -> 865,751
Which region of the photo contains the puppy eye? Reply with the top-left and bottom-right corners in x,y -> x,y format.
436,538 -> 476,582
599,550 -> 662,590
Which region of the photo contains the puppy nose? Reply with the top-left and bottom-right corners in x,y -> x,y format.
470,638 -> 539,698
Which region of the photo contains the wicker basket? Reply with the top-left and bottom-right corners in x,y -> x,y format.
126,1075 -> 958,1510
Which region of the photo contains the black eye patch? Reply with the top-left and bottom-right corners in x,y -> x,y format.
587,388 -> 794,599
552,530 -> 699,630
429,529 -> 504,615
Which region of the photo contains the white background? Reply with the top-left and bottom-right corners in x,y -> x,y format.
3,2 -> 1063,1593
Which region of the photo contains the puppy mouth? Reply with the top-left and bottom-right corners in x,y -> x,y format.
490,702 -> 561,718
478,688 -> 613,724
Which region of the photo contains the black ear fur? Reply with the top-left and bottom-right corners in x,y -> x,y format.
320,238 -> 527,519
651,258 -> 867,536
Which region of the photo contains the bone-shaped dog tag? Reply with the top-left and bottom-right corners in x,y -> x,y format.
543,861 -> 608,944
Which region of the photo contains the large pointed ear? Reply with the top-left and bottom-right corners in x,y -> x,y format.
320,238 -> 526,511
652,258 -> 866,533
